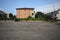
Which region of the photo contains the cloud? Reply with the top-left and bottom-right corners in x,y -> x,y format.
35,2 -> 60,14
55,2 -> 60,10
0,8 -> 9,14
0,8 -> 2,10
0,8 -> 5,11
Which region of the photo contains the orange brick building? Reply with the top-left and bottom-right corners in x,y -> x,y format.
16,8 -> 34,18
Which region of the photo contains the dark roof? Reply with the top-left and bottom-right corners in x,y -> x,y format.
16,8 -> 34,10
58,9 -> 60,11
0,10 -> 6,14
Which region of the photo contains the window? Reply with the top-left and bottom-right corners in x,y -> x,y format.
32,13 -> 34,15
25,13 -> 26,15
24,9 -> 26,11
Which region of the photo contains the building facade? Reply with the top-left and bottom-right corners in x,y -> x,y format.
0,10 -> 9,19
16,8 -> 34,18
47,9 -> 60,20
56,9 -> 60,20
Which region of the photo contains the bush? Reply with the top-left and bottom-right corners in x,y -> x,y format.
57,19 -> 60,21
15,18 -> 21,21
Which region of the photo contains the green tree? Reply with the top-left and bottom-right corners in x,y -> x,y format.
44,14 -> 52,21
13,15 -> 16,20
9,13 -> 16,20
35,12 -> 44,18
9,13 -> 14,20
3,14 -> 7,21
35,12 -> 45,20
0,14 -> 2,20
35,12 -> 52,21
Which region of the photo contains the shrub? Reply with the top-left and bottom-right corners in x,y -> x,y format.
15,18 -> 21,21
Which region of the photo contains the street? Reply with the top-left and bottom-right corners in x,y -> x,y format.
0,21 -> 60,40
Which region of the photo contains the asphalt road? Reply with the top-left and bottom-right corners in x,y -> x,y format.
0,21 -> 60,40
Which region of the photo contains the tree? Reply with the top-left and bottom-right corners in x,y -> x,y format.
9,13 -> 14,20
35,12 -> 44,18
9,13 -> 16,20
0,14 -> 2,20
35,12 -> 45,20
0,14 -> 7,20
13,15 -> 16,20
3,14 -> 7,21
35,12 -> 52,21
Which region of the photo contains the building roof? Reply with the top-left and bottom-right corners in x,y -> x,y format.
16,8 -> 34,10
58,9 -> 60,11
0,10 -> 6,14
0,10 -> 9,14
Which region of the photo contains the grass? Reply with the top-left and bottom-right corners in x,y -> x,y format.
56,21 -> 60,25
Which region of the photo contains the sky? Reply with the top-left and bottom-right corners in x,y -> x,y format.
0,0 -> 60,15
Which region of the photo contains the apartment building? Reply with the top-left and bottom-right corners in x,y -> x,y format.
47,9 -> 60,20
0,10 -> 9,19
56,9 -> 60,20
16,8 -> 34,18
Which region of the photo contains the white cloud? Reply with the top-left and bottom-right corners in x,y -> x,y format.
0,8 -> 5,11
55,2 -> 60,10
35,2 -> 60,14
0,8 -> 2,10
0,8 -> 9,14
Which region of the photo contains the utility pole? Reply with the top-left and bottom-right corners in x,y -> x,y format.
52,2 -> 56,22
